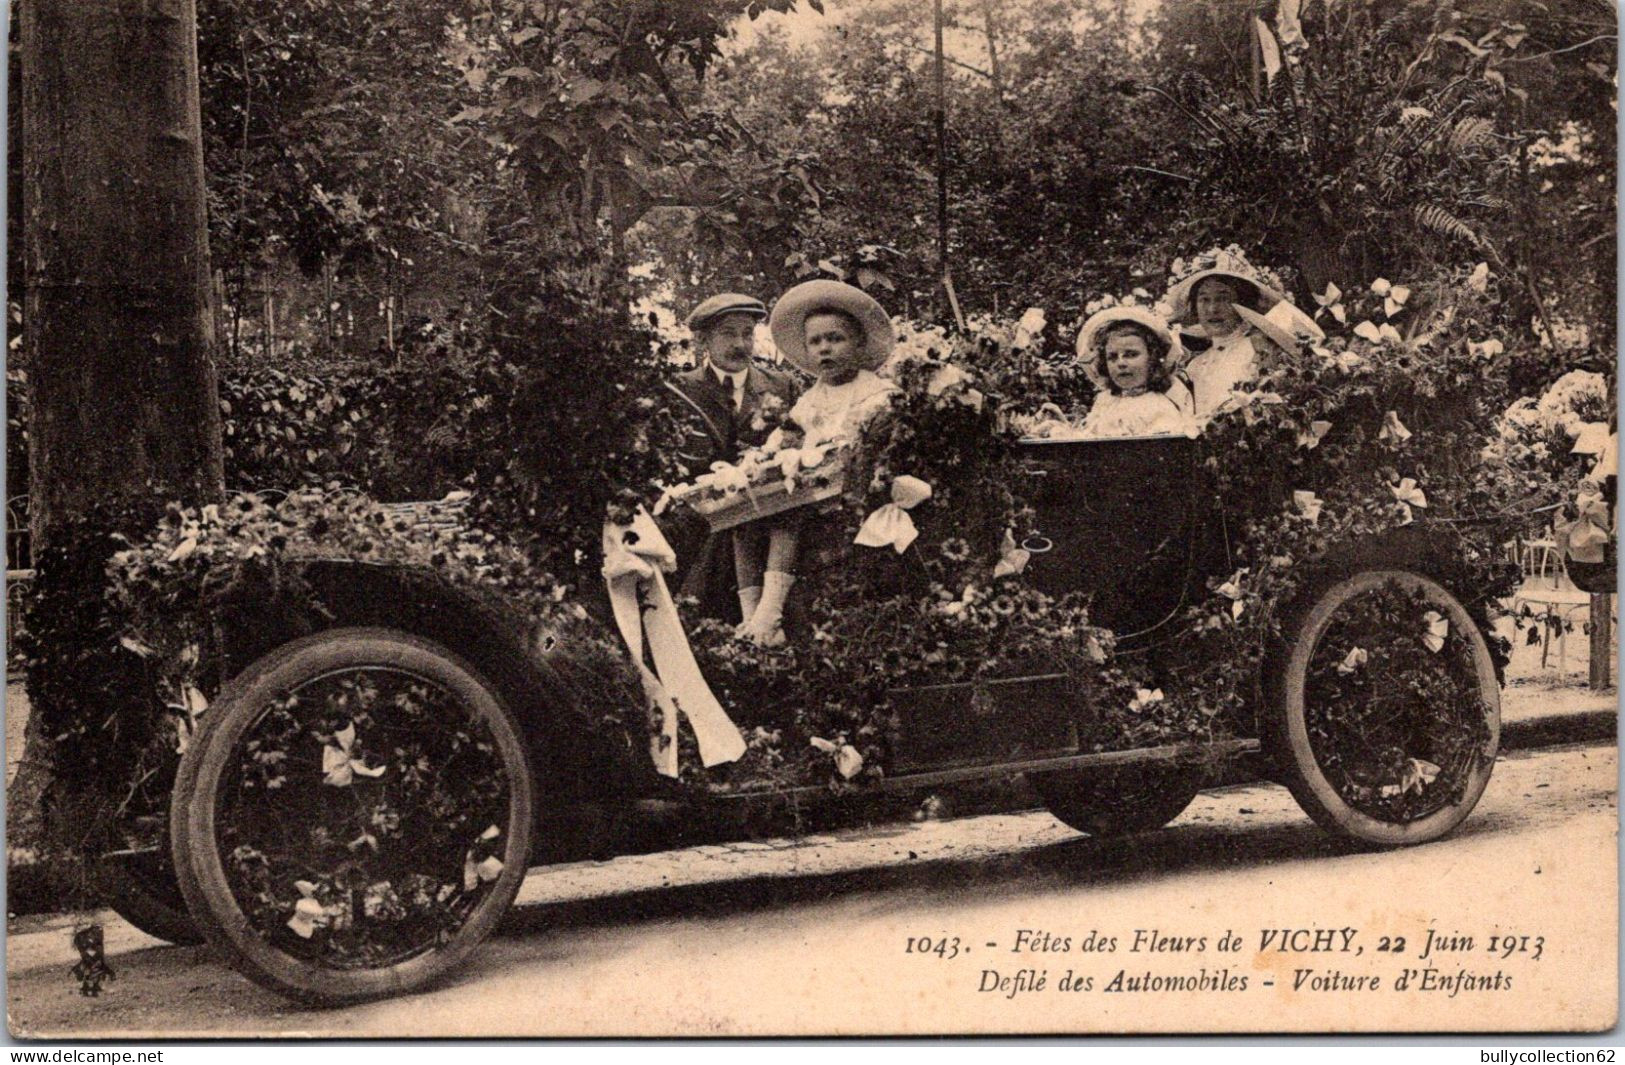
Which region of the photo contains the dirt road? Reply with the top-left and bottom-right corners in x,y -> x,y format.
8,741 -> 1616,1037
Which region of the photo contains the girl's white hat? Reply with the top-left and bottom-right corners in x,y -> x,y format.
1076,305 -> 1179,389
1164,247 -> 1288,322
769,280 -> 895,375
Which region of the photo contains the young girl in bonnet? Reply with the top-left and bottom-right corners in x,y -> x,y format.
1074,305 -> 1191,438
731,279 -> 899,645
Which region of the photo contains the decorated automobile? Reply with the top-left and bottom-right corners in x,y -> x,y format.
93,271 -> 1526,1007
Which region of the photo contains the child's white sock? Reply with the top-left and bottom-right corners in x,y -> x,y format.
738,571 -> 795,646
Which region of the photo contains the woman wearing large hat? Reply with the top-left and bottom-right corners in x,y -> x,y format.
1163,246 -> 1316,418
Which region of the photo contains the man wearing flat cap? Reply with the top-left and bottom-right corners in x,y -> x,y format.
667,293 -> 798,477
666,293 -> 800,622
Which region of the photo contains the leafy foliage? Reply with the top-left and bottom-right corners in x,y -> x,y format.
444,0 -> 825,298
1304,581 -> 1492,822
1144,269 -> 1525,738
221,670 -> 513,966
682,325 -> 1214,791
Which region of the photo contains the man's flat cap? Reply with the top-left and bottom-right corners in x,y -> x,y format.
685,293 -> 768,331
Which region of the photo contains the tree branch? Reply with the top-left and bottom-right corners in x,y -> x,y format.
1501,34 -> 1617,64
898,42 -> 994,81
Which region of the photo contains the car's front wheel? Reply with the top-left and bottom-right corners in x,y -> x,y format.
171,627 -> 535,1005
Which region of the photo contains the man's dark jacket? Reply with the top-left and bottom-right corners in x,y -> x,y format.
665,362 -> 799,478
664,362 -> 800,621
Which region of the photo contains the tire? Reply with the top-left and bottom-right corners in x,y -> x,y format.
171,627 -> 535,1005
98,847 -> 202,946
1270,570 -> 1500,847
1030,764 -> 1204,837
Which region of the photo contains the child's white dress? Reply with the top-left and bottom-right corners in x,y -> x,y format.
1078,389 -> 1191,439
769,369 -> 898,449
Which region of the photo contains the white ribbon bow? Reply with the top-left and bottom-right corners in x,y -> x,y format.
1421,610 -> 1450,653
1353,320 -> 1404,345
1390,477 -> 1428,525
1371,278 -> 1411,318
1313,283 -> 1346,324
1129,688 -> 1165,712
993,528 -> 1031,578
1296,419 -> 1333,450
1216,569 -> 1248,620
809,736 -> 864,780
855,475 -> 934,553
321,723 -> 385,787
1563,491 -> 1613,564
1379,410 -> 1413,445
602,509 -> 745,777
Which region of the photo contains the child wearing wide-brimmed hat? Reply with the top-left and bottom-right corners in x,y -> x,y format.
1074,305 -> 1191,439
730,279 -> 900,646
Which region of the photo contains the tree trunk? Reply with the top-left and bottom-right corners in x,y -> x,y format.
21,0 -> 224,550
1589,593 -> 1611,691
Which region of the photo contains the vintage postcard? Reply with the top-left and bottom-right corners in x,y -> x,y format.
5,0 -> 1618,1038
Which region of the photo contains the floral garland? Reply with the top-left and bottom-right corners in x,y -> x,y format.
678,327 -> 1217,791
105,489 -> 639,808
1144,267 -> 1527,809
51,257 -> 1585,956
98,260 -> 1569,814
667,262 -> 1544,797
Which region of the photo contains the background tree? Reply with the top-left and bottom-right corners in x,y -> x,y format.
17,0 -> 223,877
21,0 -> 223,545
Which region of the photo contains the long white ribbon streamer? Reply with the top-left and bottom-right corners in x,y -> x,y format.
602,510 -> 746,777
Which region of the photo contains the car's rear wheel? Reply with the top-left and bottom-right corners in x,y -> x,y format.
171,627 -> 534,1005
1029,764 -> 1204,836
1269,570 -> 1499,847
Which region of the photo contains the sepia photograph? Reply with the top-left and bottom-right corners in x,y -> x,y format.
3,0 -> 1619,1039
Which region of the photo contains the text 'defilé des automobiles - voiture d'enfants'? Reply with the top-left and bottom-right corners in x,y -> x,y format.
903,927 -> 1543,999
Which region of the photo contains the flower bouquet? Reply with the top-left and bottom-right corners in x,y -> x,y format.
669,439 -> 852,533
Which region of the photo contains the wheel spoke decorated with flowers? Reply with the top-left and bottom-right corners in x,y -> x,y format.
1271,570 -> 1500,846
171,628 -> 534,1004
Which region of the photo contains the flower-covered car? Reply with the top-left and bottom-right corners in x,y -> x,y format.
102,270 -> 1524,1007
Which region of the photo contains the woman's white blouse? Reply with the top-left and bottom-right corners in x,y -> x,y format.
1078,389 -> 1191,439
771,369 -> 898,449
1182,326 -> 1262,417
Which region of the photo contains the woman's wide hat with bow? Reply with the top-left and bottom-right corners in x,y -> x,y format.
1164,246 -> 1289,323
769,279 -> 895,376
1233,300 -> 1325,352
